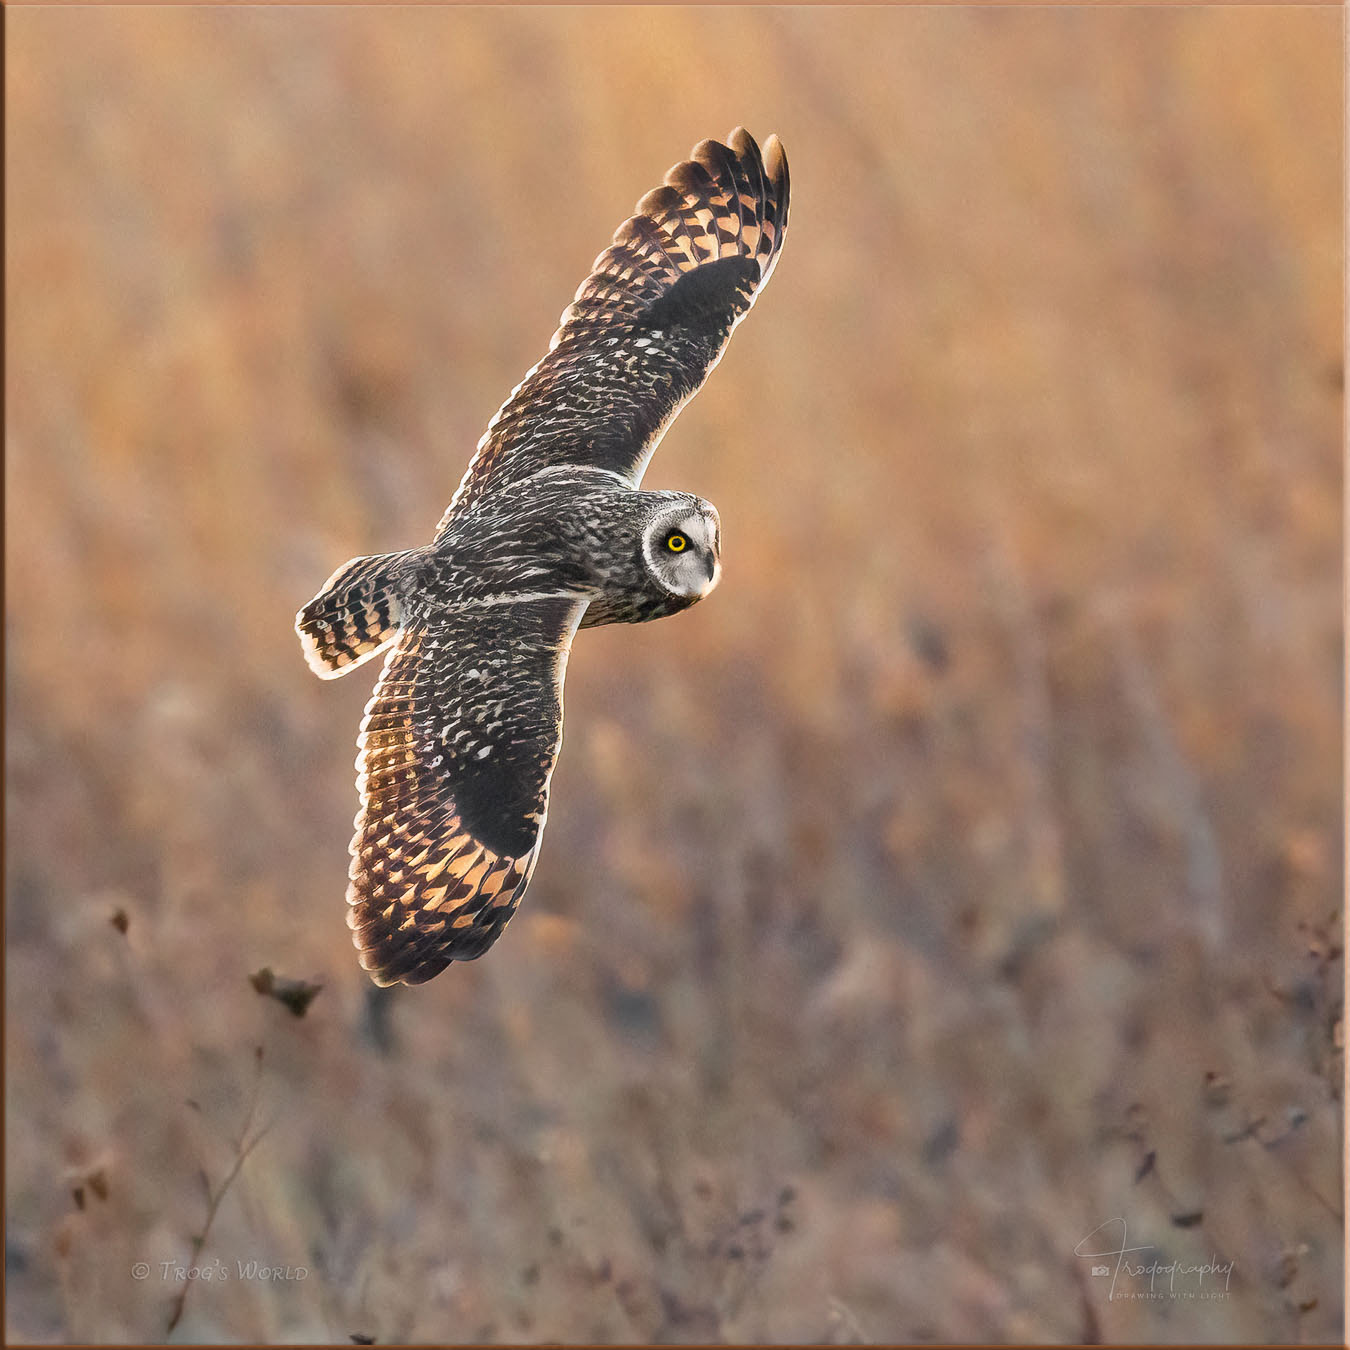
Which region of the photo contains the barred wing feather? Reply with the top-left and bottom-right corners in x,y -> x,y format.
436,128 -> 789,536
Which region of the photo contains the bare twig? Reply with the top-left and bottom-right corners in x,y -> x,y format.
166,1046 -> 274,1336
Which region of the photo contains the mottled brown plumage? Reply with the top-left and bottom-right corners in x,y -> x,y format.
298,129 -> 789,984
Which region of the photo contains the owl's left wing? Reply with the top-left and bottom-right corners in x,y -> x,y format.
347,594 -> 587,985
436,128 -> 789,538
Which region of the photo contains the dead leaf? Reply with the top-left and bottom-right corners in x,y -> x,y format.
249,968 -> 323,1018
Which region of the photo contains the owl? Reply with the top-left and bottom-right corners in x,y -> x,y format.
298,129 -> 789,985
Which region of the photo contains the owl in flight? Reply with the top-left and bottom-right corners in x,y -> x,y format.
298,129 -> 789,985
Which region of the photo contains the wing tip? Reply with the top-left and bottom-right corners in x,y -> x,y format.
763,134 -> 788,183
641,127 -> 790,229
344,810 -> 541,987
763,134 -> 790,218
727,125 -> 759,159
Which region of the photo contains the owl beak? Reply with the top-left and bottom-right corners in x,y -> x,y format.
704,554 -> 718,584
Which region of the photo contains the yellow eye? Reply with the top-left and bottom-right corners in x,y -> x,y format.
666,533 -> 687,553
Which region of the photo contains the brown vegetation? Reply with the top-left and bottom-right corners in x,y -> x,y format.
6,7 -> 1342,1343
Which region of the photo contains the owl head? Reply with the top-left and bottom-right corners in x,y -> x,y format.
642,497 -> 721,601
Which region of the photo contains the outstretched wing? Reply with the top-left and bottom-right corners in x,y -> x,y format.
436,127 -> 789,536
347,595 -> 587,985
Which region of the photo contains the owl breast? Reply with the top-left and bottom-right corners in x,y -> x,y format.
578,585 -> 699,629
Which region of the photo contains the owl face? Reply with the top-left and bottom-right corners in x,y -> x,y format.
642,500 -> 721,600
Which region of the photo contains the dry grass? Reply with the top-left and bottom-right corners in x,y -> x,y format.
5,7 -> 1342,1344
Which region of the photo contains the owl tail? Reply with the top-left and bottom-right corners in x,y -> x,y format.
296,549 -> 423,679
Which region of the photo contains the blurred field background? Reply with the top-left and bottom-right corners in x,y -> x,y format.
5,6 -> 1343,1344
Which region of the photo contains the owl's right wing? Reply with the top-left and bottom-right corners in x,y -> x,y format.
347,593 -> 588,986
435,128 -> 789,538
